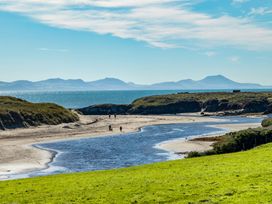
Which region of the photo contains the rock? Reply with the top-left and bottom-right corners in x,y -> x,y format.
242,100 -> 269,113
203,99 -> 220,112
77,104 -> 131,115
203,99 -> 242,112
264,103 -> 272,114
128,100 -> 202,115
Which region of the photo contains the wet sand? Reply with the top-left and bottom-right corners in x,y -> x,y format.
157,122 -> 261,155
0,114 -> 223,176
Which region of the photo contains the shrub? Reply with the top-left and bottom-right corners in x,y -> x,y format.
262,118 -> 272,127
188,127 -> 272,158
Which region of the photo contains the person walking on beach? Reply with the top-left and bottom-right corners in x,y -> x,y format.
120,126 -> 123,132
109,114 -> 111,119
114,114 -> 117,119
109,125 -> 112,131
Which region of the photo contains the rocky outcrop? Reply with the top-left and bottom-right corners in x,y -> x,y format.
77,104 -> 131,115
264,103 -> 272,114
77,93 -> 272,116
203,99 -> 242,112
243,100 -> 269,113
128,100 -> 201,114
77,100 -> 202,115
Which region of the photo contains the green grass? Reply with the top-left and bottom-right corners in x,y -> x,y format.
2,143 -> 272,203
132,92 -> 272,107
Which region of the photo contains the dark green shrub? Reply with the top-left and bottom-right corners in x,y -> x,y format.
262,118 -> 272,127
188,127 -> 272,158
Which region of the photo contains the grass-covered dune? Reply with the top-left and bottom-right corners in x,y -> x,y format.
78,92 -> 272,115
0,96 -> 79,130
1,143 -> 272,203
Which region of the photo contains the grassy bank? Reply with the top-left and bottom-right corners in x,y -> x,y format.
0,96 -> 79,130
1,143 -> 272,203
188,118 -> 272,158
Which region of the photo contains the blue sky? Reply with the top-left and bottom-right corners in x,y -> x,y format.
0,0 -> 271,85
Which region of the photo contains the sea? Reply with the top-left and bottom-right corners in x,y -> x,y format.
0,89 -> 271,108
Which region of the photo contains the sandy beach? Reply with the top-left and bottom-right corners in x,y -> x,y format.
157,122 -> 261,155
0,114 -> 226,176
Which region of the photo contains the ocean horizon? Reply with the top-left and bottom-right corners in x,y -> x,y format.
1,89 -> 272,108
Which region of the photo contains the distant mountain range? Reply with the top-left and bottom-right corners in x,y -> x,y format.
0,75 -> 271,91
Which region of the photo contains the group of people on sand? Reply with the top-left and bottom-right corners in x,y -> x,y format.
108,114 -> 117,119
108,114 -> 123,132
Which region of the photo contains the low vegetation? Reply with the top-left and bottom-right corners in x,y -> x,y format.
188,118 -> 272,158
1,143 -> 272,203
78,92 -> 272,115
262,118 -> 272,127
132,92 -> 272,107
0,96 -> 79,130
130,92 -> 272,114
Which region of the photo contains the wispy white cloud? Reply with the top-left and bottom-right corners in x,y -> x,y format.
0,0 -> 272,50
232,0 -> 249,4
249,7 -> 272,16
204,51 -> 216,57
229,56 -> 240,62
38,48 -> 69,52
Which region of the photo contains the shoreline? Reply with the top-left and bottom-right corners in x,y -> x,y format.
0,114 -> 225,177
157,122 -> 261,156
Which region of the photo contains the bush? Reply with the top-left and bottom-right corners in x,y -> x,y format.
262,118 -> 272,127
187,151 -> 202,158
188,127 -> 272,158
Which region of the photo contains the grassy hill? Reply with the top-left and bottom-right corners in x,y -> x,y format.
130,92 -> 272,113
132,92 -> 272,107
78,92 -> 272,115
1,143 -> 272,203
0,96 -> 79,130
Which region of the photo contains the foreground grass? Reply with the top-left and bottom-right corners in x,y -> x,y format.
1,144 -> 272,203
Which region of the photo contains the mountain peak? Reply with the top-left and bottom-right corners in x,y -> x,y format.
0,75 -> 266,91
200,75 -> 234,83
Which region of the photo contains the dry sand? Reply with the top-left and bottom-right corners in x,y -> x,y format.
157,122 -> 261,155
0,114 -> 223,176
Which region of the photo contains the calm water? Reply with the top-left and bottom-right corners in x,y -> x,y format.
2,116 -> 262,180
1,89 -> 271,108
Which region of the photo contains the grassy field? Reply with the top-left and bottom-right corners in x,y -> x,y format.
1,143 -> 272,203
